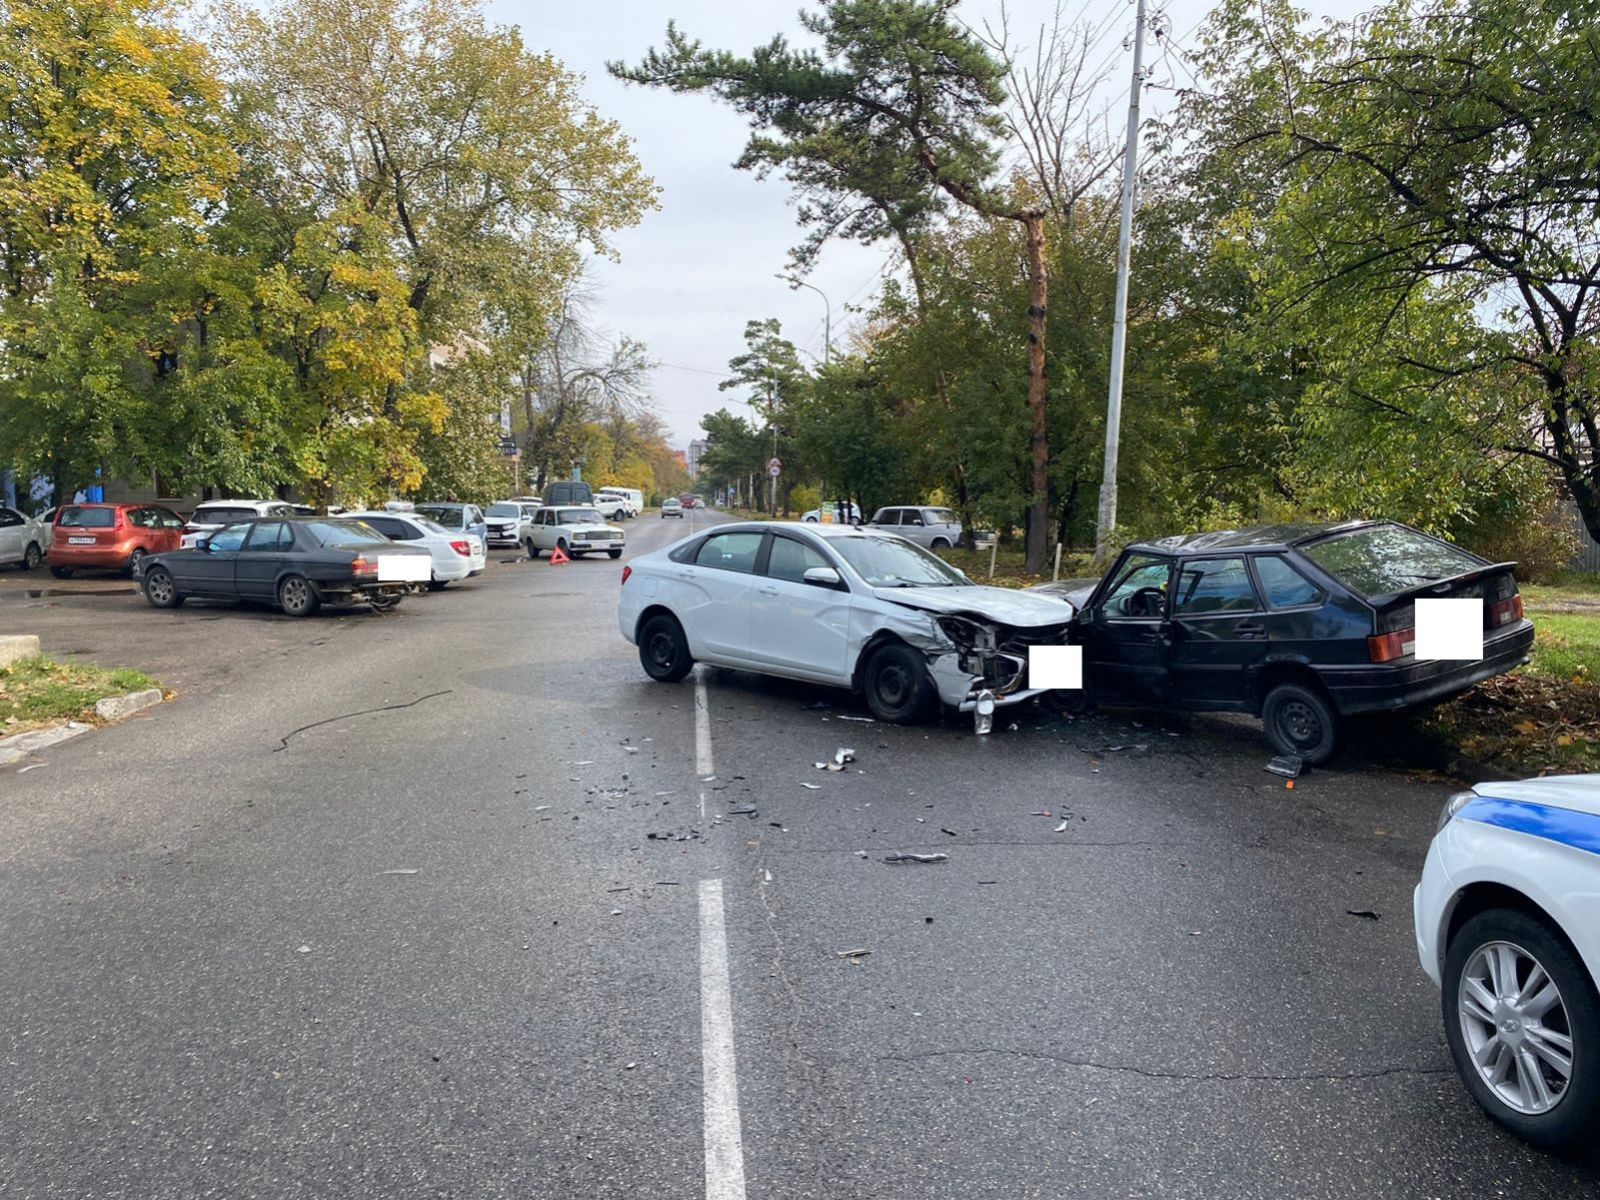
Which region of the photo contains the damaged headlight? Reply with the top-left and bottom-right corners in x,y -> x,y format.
934,615 -> 996,652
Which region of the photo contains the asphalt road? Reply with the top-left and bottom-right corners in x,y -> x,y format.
1,511 -> 1596,1198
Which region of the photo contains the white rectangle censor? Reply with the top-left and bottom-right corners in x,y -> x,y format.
376,554 -> 430,582
1414,597 -> 1483,661
1028,644 -> 1083,690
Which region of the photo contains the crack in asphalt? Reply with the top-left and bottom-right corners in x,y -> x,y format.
770,839 -> 1203,855
272,690 -> 454,752
871,1047 -> 1455,1083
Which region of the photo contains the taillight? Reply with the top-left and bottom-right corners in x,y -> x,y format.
1489,594 -> 1524,628
351,556 -> 378,578
450,540 -> 471,557
620,565 -> 632,585
1367,628 -> 1415,663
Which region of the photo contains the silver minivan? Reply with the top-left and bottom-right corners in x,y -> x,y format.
867,506 -> 963,550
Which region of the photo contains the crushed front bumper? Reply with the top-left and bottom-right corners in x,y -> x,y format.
928,650 -> 1046,712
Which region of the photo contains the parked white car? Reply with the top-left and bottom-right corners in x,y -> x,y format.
182,500 -> 298,549
484,502 -> 529,548
1415,774 -> 1600,1150
343,510 -> 486,586
618,522 -> 1076,721
0,505 -> 47,570
598,487 -> 643,518
592,493 -> 631,520
802,501 -> 861,525
868,505 -> 963,550
524,506 -> 625,560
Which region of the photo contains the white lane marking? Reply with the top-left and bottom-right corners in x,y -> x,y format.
695,675 -> 714,778
698,878 -> 748,1200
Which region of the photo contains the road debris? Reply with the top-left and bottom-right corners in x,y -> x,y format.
625,1062 -> 637,1070
836,714 -> 875,723
883,852 -> 949,865
606,886 -> 631,893
1265,754 -> 1305,779
728,806 -> 758,817
379,869 -> 420,876
855,850 -> 869,858
1054,820 -> 1069,832
1346,909 -> 1381,921
296,945 -> 312,954
837,948 -> 871,958
940,827 -> 958,837
801,782 -> 822,790
974,689 -> 996,735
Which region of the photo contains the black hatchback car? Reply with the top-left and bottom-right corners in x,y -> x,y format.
1039,521 -> 1535,763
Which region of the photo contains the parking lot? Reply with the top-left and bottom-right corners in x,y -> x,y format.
1,510 -> 1595,1197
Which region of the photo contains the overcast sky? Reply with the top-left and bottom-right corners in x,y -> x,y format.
484,0 -> 1363,448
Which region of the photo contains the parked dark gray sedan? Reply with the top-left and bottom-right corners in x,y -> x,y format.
139,518 -> 432,616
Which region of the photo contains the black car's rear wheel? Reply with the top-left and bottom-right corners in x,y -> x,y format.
278,574 -> 320,618
1263,682 -> 1339,764
142,567 -> 182,608
49,565 -> 73,579
21,542 -> 42,571
863,642 -> 936,723
639,614 -> 694,682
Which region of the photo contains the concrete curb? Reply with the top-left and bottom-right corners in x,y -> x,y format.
93,688 -> 165,722
0,634 -> 41,668
0,688 -> 167,767
0,721 -> 93,767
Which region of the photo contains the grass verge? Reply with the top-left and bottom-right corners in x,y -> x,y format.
0,656 -> 160,737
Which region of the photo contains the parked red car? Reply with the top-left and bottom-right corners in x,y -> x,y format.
49,503 -> 185,578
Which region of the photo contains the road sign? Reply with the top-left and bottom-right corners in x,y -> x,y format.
768,457 -> 782,477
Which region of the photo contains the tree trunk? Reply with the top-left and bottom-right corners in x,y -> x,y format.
1022,212 -> 1050,574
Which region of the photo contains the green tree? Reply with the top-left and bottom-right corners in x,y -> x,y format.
613,0 -> 1059,570
0,0 -> 237,499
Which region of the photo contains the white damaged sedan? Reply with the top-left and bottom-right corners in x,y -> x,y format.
617,521 -> 1075,722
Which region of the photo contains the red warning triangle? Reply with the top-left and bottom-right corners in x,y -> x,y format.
549,545 -> 571,565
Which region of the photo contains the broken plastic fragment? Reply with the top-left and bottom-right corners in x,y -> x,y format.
974,690 -> 996,736
837,948 -> 871,958
1265,754 -> 1305,778
1054,820 -> 1069,832
834,747 -> 856,765
801,782 -> 822,790
882,851 -> 949,865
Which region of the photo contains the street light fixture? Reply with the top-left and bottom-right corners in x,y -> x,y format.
776,273 -> 831,366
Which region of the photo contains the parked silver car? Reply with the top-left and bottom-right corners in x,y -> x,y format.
868,506 -> 963,550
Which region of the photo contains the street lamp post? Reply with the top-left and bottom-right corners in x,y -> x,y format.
777,274 -> 831,366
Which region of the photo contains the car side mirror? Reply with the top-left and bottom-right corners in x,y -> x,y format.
803,566 -> 843,589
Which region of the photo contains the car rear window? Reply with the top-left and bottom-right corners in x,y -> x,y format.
414,506 -> 462,527
58,506 -> 115,527
304,520 -> 390,548
192,506 -> 259,525
1299,525 -> 1485,598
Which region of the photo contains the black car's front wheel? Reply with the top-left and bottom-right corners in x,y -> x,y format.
142,567 -> 182,609
1262,682 -> 1339,764
862,642 -> 936,723
639,613 -> 694,683
1443,908 -> 1599,1151
278,574 -> 320,618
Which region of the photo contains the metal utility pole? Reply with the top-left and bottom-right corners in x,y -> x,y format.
777,274 -> 832,366
1095,0 -> 1147,568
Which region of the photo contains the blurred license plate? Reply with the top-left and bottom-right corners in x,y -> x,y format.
68,536 -> 95,544
377,555 -> 430,582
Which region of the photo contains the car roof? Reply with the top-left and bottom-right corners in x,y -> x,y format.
697,520 -> 899,540
1126,520 -> 1381,555
194,499 -> 277,508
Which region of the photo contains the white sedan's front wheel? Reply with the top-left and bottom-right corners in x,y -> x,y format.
1443,908 -> 1599,1150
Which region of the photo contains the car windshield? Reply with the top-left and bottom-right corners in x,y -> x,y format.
58,506 -> 115,528
559,508 -> 604,525
830,534 -> 965,587
304,520 -> 391,548
1300,524 -> 1484,597
413,506 -> 462,528
487,503 -> 520,518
